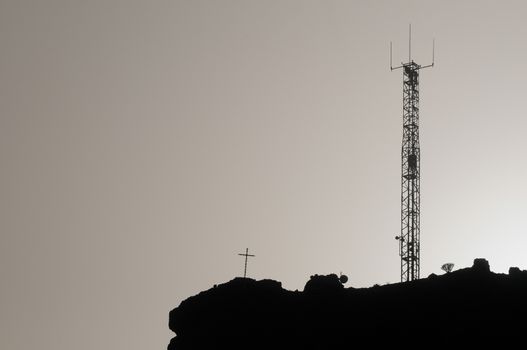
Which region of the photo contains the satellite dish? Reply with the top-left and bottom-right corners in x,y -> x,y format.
339,274 -> 348,284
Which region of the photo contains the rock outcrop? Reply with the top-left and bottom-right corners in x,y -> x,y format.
168,259 -> 527,349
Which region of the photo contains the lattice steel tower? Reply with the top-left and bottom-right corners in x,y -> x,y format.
391,26 -> 434,282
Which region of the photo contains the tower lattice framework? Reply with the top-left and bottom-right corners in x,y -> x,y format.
399,62 -> 421,282
391,30 -> 433,282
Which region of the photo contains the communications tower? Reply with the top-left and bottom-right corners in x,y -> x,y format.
392,26 -> 434,282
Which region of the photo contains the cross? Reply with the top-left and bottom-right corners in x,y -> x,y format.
238,248 -> 255,278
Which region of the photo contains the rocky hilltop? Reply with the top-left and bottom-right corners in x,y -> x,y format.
168,259 -> 527,349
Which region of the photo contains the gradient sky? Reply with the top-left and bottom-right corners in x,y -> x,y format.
3,1 -> 527,349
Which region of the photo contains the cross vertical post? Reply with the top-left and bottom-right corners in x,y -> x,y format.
238,248 -> 255,278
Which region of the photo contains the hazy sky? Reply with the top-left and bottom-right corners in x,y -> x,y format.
3,1 -> 527,349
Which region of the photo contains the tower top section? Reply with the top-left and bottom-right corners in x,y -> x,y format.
390,24 -> 435,71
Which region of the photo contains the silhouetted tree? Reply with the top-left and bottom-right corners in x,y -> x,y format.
441,263 -> 454,273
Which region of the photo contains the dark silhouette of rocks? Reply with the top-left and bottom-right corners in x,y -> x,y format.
472,257 -> 490,273
303,273 -> 345,294
168,259 -> 527,349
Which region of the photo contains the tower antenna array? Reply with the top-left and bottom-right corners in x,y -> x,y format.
391,25 -> 434,282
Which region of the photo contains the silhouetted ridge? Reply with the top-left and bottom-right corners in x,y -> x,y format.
168,259 -> 527,349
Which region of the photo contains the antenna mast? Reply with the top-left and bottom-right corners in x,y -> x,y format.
391,26 -> 434,282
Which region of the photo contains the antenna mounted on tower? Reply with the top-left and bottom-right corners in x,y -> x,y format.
390,24 -> 435,71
